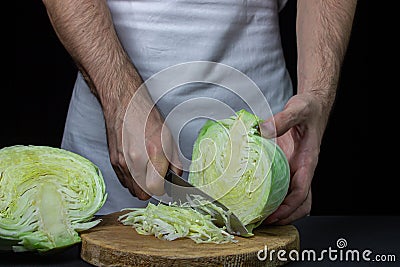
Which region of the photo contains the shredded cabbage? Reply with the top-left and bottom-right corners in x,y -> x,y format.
119,195 -> 236,244
0,145 -> 107,252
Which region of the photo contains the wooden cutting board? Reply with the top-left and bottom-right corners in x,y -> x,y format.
80,211 -> 299,267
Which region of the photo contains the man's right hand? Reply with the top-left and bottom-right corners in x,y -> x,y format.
104,87 -> 182,200
42,0 -> 182,200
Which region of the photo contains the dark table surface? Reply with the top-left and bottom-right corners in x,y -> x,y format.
1,216 -> 399,267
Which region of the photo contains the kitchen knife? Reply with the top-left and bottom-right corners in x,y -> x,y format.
164,169 -> 250,236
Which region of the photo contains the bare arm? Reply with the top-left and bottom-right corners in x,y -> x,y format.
42,0 -> 144,117
263,0 -> 357,224
42,0 -> 181,199
297,0 -> 357,126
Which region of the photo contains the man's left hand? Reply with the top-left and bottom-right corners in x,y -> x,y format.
260,93 -> 328,225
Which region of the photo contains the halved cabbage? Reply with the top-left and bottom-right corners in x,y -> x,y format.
188,109 -> 290,233
0,145 -> 107,252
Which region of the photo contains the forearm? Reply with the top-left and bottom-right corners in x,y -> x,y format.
42,0 -> 144,115
296,0 -> 357,118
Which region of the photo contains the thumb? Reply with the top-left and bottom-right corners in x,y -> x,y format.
146,152 -> 169,196
260,104 -> 303,138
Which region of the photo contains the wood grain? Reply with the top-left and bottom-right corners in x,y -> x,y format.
80,211 -> 299,267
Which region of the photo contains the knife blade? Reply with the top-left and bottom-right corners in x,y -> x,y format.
164,169 -> 250,236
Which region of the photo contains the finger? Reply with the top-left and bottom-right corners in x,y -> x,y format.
264,194 -> 303,224
170,146 -> 183,176
113,162 -> 151,200
108,136 -> 130,189
146,150 -> 169,196
109,148 -> 133,191
260,99 -> 307,138
275,190 -> 312,225
122,144 -> 153,199
264,167 -> 312,224
126,174 -> 151,200
170,163 -> 183,176
120,159 -> 151,200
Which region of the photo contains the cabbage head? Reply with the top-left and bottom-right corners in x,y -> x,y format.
0,145 -> 107,252
188,109 -> 290,233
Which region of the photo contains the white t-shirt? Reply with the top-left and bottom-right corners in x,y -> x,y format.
61,0 -> 293,214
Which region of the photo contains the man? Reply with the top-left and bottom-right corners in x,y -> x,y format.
42,0 -> 357,224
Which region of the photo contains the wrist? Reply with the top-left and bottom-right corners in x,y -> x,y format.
297,72 -> 338,115
296,90 -> 335,131
88,60 -> 144,117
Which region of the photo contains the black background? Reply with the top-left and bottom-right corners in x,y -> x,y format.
6,1 -> 389,215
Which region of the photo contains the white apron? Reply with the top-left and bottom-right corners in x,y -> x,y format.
61,0 -> 292,214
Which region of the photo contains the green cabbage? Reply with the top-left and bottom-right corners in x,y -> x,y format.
188,109 -> 290,233
0,145 -> 107,252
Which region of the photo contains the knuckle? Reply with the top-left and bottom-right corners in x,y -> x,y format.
282,109 -> 296,125
118,154 -> 128,169
109,153 -> 119,166
147,142 -> 163,157
288,108 -> 298,121
128,150 -> 141,163
293,189 -> 308,205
